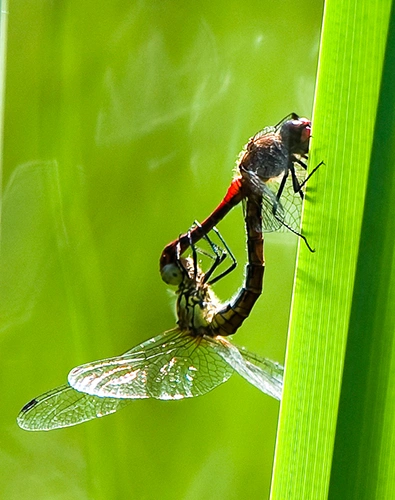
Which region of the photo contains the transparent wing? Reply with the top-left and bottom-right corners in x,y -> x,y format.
260,181 -> 287,232
247,165 -> 307,233
68,328 -> 234,400
262,172 -> 305,233
16,384 -> 132,431
208,336 -> 284,400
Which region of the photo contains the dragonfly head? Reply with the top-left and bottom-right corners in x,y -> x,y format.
160,235 -> 195,285
160,239 -> 185,285
161,256 -> 201,287
279,115 -> 311,155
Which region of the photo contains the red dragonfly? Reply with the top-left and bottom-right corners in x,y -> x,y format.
17,197 -> 281,431
160,113 -> 321,285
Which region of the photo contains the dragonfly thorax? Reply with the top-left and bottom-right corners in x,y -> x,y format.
176,259 -> 220,335
239,131 -> 286,183
237,115 -> 311,188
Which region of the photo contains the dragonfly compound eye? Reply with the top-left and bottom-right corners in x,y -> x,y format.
280,117 -> 311,155
161,263 -> 183,285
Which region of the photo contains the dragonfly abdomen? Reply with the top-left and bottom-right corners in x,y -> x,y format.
210,276 -> 263,336
209,194 -> 264,337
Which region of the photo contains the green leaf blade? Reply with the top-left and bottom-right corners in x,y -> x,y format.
329,4 -> 395,498
270,1 -> 393,499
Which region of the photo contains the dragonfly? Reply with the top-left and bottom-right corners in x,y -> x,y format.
160,113 -> 321,285
17,198 -> 282,431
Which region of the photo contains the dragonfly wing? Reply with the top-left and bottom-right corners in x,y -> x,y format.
244,170 -> 284,232
17,384 -> 131,431
260,183 -> 285,232
264,162 -> 309,233
247,167 -> 306,234
208,337 -> 284,400
68,329 -> 234,400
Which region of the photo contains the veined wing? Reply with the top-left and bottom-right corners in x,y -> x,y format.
207,336 -> 284,400
16,384 -> 132,431
247,167 -> 306,234
68,328 -> 234,400
269,162 -> 307,228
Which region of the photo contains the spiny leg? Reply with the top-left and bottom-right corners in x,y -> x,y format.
190,221 -> 237,285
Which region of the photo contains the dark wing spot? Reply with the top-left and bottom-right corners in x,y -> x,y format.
21,398 -> 38,412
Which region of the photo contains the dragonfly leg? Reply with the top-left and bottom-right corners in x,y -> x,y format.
298,161 -> 324,191
186,229 -> 199,280
272,168 -> 289,216
190,222 -> 237,285
274,112 -> 299,129
205,226 -> 237,285
289,162 -> 304,200
273,212 -> 315,252
293,155 -> 308,170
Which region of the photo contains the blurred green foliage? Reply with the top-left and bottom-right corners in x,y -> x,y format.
1,1 -> 323,498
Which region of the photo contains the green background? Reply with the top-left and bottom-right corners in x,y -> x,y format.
1,1 -> 323,498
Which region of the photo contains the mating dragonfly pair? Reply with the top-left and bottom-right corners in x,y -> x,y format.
18,113 -> 319,431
